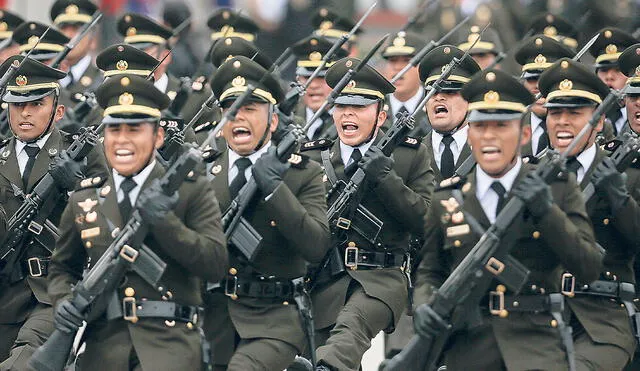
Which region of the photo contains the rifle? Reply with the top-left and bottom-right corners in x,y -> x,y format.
401,0 -> 437,32
0,123 -> 104,281
304,34 -> 390,132
390,15 -> 472,84
50,11 -> 102,69
384,75 -> 619,371
158,77 -> 192,162
277,2 -> 376,116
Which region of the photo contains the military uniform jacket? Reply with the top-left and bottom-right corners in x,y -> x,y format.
382,93 -> 431,139
204,145 -> 329,349
294,102 -> 338,141
303,136 -> 434,329
48,162 -> 227,370
414,164 -> 601,371
0,127 -> 108,324
59,63 -> 103,109
566,145 -> 640,357
423,130 -> 472,183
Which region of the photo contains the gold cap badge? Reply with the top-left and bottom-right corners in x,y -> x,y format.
232,76 -> 246,87
116,60 -> 128,71
15,75 -> 27,86
559,79 -> 573,91
118,92 -> 134,105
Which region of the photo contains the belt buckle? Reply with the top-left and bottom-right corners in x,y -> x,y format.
27,257 -> 42,277
224,276 -> 238,300
344,245 -> 359,270
336,217 -> 352,230
561,272 -> 575,297
119,245 -> 139,263
485,257 -> 505,276
489,290 -> 505,316
122,297 -> 138,323
28,221 -> 43,235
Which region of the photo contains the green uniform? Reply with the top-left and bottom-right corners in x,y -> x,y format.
48,162 -> 228,371
414,164 -> 601,370
382,92 -> 431,139
422,130 -> 472,183
0,127 -> 108,368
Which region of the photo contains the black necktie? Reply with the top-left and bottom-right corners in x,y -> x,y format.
118,177 -> 137,221
344,148 -> 362,178
229,157 -> 252,199
536,120 -> 549,155
566,157 -> 581,175
440,135 -> 455,179
491,181 -> 507,217
607,107 -> 622,135
312,112 -> 332,140
397,105 -> 409,118
22,144 -> 39,190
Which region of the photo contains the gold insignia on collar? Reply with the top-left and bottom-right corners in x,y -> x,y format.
126,27 -> 136,37
484,90 -> 500,104
309,51 -> 322,61
48,148 -> 57,156
78,198 -> 98,212
2,150 -> 9,158
559,79 -> 573,91
118,92 -> 134,106
66,4 -> 79,15
605,44 -> 618,55
81,227 -> 100,239
543,26 -> 557,37
211,164 -> 222,174
92,177 -> 102,184
85,211 -> 97,223
232,76 -> 245,87
534,54 -> 547,64
440,197 -> 459,213
347,80 -> 356,88
15,75 -> 27,86
80,76 -> 92,86
116,60 -> 128,71
451,211 -> 464,224
80,178 -> 92,187
320,20 -> 333,30
393,36 -> 405,47
100,185 -> 111,197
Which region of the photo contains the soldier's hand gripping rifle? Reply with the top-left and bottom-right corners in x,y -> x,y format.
383,76 -> 618,371
0,123 -> 104,281
390,15 -> 472,84
277,2 -> 377,116
49,11 -> 102,69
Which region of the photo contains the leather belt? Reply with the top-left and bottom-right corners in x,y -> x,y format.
488,291 -> 555,315
343,244 -> 405,270
25,257 -> 49,278
561,273 -> 636,301
223,275 -> 295,300
106,297 -> 199,324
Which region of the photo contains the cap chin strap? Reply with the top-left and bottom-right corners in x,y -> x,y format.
10,89 -> 58,145
353,100 -> 383,147
251,103 -> 274,154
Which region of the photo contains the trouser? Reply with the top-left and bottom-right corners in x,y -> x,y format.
315,285 -> 393,371
383,312 -> 414,359
444,323 -> 507,371
226,338 -> 298,371
573,330 -> 630,371
0,303 -> 54,371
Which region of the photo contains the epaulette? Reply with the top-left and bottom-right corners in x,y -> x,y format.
201,147 -> 223,163
602,139 -> 622,153
435,175 -> 465,191
194,121 -> 215,133
78,176 -> 107,190
300,138 -> 333,152
287,153 -> 309,168
521,154 -> 541,165
398,136 -> 420,149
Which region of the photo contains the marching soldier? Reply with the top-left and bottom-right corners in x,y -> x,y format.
291,35 -> 347,141
0,10 -> 24,64
48,74 -> 228,370
527,14 -> 580,51
514,34 -> 573,157
381,31 -> 430,138
310,7 -> 362,55
538,56 -> 640,370
11,21 -> 69,64
419,45 -> 480,182
589,27 -> 638,138
201,56 -> 329,370
457,25 -> 504,70
413,68 -> 602,370
49,0 -> 103,107
0,55 -> 107,368
302,57 -> 434,371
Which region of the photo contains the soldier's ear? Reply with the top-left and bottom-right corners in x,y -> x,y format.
377,109 -> 387,127
154,126 -> 165,149
519,123 -> 532,147
54,104 -> 65,123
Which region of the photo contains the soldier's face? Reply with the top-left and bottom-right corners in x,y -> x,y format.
471,53 -> 497,70
298,76 -> 331,112
426,91 -> 468,132
468,119 -> 530,177
60,25 -> 93,63
597,67 -> 628,90
9,95 -> 64,142
333,103 -> 386,147
625,95 -> 640,134
384,56 -> 420,98
104,123 -> 164,176
522,77 -> 546,117
546,106 -> 603,157
222,102 -> 277,156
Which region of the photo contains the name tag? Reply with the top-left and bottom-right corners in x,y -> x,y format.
81,227 -> 101,239
446,224 -> 470,237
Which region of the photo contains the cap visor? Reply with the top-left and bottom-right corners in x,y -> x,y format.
296,66 -> 327,77
334,94 -> 379,106
3,89 -> 55,103
544,97 -> 598,108
103,115 -> 160,125
467,109 -> 524,122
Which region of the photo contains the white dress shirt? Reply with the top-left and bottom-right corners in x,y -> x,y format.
475,158 -> 522,223
388,87 -> 424,116
573,143 -> 597,183
432,126 -> 468,169
339,139 -> 375,167
154,73 -> 169,94
227,142 -> 272,186
59,55 -> 92,88
113,159 -> 156,206
306,107 -> 324,140
530,113 -> 544,155
15,133 -> 52,176
615,107 -> 627,135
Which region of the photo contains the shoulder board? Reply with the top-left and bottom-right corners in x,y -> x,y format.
78,176 -> 107,190
288,153 -> 309,168
435,175 -> 465,191
602,139 -> 622,153
201,147 -> 223,163
521,154 -> 541,165
300,138 -> 333,152
194,121 -> 215,133
0,137 -> 10,149
399,136 -> 420,149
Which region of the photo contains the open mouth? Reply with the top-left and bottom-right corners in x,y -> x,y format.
341,121 -> 359,136
556,131 -> 574,147
634,111 -> 640,122
434,104 -> 449,118
18,122 -> 34,129
115,149 -> 134,161
480,145 -> 501,160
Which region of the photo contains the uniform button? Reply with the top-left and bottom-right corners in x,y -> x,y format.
532,231 -> 541,239
550,319 -> 558,328
496,285 -> 506,293
270,220 -> 277,227
85,241 -> 92,248
348,241 -> 356,247
499,310 -> 508,318
603,218 -> 610,225
282,301 -> 289,306
229,267 -> 237,275
124,287 -> 135,297
454,240 -> 461,247
186,322 -> 194,330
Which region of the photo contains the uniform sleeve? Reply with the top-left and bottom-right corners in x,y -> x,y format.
610,170 -> 640,253
264,162 -> 330,264
48,202 -> 86,307
372,144 -> 435,233
152,179 -> 228,282
537,176 -> 602,283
